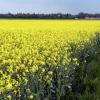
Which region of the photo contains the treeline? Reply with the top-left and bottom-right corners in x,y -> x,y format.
0,12 -> 100,19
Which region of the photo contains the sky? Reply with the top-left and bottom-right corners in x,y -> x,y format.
0,0 -> 100,14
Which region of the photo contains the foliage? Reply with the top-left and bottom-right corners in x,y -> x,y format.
0,12 -> 100,19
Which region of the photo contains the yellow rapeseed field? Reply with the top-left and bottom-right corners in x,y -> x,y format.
0,20 -> 100,99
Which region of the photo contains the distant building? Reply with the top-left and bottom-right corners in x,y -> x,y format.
85,17 -> 100,20
75,18 -> 78,20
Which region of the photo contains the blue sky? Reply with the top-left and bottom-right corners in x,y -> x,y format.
0,0 -> 100,14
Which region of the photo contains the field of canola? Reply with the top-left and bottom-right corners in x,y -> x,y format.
0,20 -> 100,100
